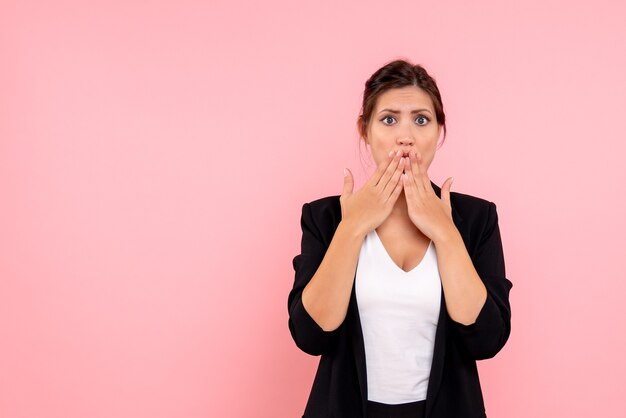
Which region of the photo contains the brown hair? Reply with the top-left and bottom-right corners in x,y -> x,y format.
357,59 -> 447,150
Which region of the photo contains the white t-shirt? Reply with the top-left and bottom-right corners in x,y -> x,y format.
355,229 -> 442,404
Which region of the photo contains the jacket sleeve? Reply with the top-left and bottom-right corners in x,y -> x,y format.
287,202 -> 341,356
449,201 -> 513,360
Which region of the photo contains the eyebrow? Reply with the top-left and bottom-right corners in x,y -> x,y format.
378,108 -> 433,115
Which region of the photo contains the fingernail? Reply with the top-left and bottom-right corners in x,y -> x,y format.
344,168 -> 348,177
388,150 -> 394,157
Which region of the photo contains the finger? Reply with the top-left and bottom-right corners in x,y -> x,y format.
441,176 -> 453,214
402,171 -> 416,202
387,169 -> 404,204
409,151 -> 427,192
366,150 -> 393,187
382,156 -> 405,199
374,149 -> 402,189
342,167 -> 354,197
407,151 -> 423,193
404,154 -> 421,195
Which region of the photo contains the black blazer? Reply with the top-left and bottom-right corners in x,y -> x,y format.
288,181 -> 513,418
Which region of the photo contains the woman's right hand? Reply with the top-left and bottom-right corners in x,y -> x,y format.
340,149 -> 406,236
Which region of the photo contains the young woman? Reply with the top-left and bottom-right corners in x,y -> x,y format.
288,59 -> 513,418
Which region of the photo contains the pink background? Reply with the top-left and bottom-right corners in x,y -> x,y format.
1,1 -> 625,417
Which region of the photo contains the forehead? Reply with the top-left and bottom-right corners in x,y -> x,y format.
374,86 -> 434,111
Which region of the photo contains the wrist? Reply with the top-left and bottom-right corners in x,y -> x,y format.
433,224 -> 463,247
337,219 -> 367,241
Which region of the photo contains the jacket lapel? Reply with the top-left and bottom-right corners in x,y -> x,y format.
347,180 -> 467,417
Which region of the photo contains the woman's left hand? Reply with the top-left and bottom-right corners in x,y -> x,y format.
402,150 -> 457,243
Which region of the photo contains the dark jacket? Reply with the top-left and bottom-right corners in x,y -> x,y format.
288,181 -> 513,418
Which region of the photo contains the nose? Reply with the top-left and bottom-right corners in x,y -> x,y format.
396,136 -> 414,146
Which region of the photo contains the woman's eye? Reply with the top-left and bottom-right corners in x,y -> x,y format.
381,115 -> 395,125
416,115 -> 429,125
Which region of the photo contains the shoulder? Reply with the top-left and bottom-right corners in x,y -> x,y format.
450,190 -> 495,219
300,194 -> 342,238
306,194 -> 341,213
448,190 -> 501,245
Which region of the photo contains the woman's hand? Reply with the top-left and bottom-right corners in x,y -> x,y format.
341,150 -> 406,236
402,150 -> 457,242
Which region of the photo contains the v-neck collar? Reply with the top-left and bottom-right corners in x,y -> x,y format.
371,229 -> 432,274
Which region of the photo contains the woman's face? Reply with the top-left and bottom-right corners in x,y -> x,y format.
365,86 -> 442,173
